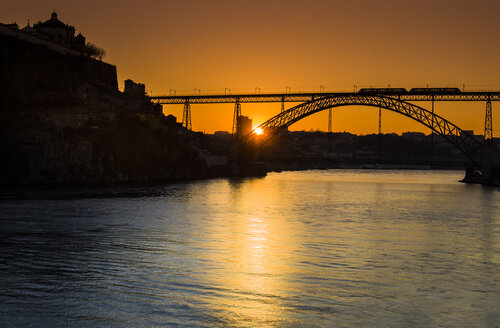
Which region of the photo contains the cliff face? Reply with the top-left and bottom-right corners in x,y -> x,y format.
0,32 -> 226,184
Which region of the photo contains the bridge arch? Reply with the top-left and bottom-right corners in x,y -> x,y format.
244,94 -> 482,166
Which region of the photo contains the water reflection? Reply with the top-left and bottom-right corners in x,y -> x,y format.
0,170 -> 499,327
193,180 -> 291,326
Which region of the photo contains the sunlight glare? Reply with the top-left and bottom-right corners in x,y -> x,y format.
254,127 -> 264,135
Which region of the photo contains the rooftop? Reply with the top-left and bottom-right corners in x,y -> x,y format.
35,12 -> 74,30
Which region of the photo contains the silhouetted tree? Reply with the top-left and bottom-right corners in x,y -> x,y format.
84,42 -> 106,60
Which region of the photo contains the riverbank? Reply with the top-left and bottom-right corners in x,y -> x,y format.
264,160 -> 467,173
264,161 -> 500,186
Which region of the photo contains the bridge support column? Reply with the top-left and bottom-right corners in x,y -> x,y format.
481,100 -> 497,185
182,101 -> 192,130
327,108 -> 333,153
232,101 -> 242,137
431,96 -> 435,165
378,108 -> 382,157
485,100 -> 493,140
328,108 -> 333,133
279,98 -> 286,155
378,107 -> 382,135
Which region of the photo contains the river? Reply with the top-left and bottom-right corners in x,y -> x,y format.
0,170 -> 499,327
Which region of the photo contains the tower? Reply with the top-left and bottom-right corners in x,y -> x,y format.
182,101 -> 192,130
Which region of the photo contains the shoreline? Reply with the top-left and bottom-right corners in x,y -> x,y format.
264,161 -> 467,173
0,166 -> 466,191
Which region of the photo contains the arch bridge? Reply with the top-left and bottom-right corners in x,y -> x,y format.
150,89 -> 500,168
243,94 -> 483,166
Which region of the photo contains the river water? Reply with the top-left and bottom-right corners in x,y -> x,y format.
0,170 -> 499,327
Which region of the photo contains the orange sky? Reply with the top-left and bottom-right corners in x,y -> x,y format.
3,0 -> 500,135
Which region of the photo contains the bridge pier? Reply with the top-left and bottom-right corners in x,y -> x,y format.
378,107 -> 382,158
484,100 -> 492,140
431,96 -> 435,165
461,101 -> 497,185
328,108 -> 332,133
182,101 -> 192,130
327,108 -> 333,152
232,101 -> 241,137
461,141 -> 499,186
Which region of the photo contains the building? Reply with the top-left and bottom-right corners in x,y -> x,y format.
124,79 -> 146,98
31,12 -> 86,50
238,116 -> 253,137
402,131 -> 426,141
33,12 -> 75,44
1,12 -> 86,52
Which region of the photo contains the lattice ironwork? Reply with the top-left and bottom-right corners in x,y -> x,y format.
484,101 -> 493,140
232,102 -> 241,136
182,101 -> 192,130
243,94 -> 483,167
150,91 -> 500,105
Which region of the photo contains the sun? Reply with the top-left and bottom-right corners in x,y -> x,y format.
254,127 -> 264,135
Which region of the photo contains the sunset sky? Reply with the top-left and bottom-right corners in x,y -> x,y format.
3,0 -> 500,134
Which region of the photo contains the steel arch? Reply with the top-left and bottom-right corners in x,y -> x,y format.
244,94 -> 483,166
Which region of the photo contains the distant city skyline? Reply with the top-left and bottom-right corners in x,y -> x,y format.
3,0 -> 500,134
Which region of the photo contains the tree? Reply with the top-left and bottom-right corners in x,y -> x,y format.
84,42 -> 106,60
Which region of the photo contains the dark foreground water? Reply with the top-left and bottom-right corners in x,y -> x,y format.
0,170 -> 499,327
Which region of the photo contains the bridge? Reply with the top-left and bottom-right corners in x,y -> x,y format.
149,88 -> 499,168
150,89 -> 500,104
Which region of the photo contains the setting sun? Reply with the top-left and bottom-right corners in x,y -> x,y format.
254,127 -> 264,135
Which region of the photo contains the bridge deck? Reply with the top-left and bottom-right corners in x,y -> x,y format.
150,91 -> 500,104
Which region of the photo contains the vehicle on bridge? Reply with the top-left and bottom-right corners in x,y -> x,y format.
358,88 -> 408,94
357,87 -> 463,95
408,87 -> 462,94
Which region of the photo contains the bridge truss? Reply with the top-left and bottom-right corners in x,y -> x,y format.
243,94 -> 484,167
150,91 -> 500,104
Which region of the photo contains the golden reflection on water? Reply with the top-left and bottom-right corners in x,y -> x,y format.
200,180 -> 298,326
180,171 -> 498,326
